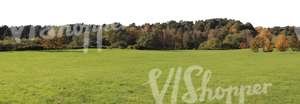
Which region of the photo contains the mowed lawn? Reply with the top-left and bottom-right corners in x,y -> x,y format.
0,49 -> 299,104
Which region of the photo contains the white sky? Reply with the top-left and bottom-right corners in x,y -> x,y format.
0,0 -> 299,27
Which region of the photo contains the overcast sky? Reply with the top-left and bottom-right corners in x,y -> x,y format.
0,0 -> 299,27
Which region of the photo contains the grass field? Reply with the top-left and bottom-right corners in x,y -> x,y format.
0,49 -> 299,104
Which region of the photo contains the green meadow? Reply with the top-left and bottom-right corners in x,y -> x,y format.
0,49 -> 299,104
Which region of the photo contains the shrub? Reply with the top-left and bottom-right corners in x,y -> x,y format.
135,33 -> 162,50
67,35 -> 84,49
251,36 -> 273,52
112,41 -> 128,49
199,39 -> 222,50
223,34 -> 244,49
250,40 -> 259,52
0,39 -> 17,51
40,37 -> 65,49
239,42 -> 248,49
16,39 -> 42,50
288,35 -> 300,51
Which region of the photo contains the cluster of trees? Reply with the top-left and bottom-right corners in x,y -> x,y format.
0,24 -> 97,50
251,26 -> 300,52
0,18 -> 299,52
104,19 -> 257,50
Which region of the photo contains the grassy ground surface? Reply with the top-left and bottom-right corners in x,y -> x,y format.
0,49 -> 299,104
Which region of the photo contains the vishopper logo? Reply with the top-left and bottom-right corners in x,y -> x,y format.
295,27 -> 300,40
146,65 -> 272,104
7,23 -> 125,53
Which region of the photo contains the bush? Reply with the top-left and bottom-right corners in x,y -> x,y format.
250,40 -> 259,52
199,39 -> 222,50
16,39 -> 42,50
135,33 -> 162,50
112,41 -> 128,49
239,42 -> 248,49
288,35 -> 300,51
251,36 -> 273,52
294,42 -> 300,51
223,34 -> 244,49
40,37 -> 65,49
0,39 -> 17,51
67,35 -> 84,49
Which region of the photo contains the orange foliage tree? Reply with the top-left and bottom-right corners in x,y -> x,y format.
251,28 -> 273,52
275,31 -> 289,52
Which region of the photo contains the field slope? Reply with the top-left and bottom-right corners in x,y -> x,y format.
0,49 -> 299,104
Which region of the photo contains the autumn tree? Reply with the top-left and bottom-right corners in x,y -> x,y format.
251,28 -> 273,52
275,31 -> 289,52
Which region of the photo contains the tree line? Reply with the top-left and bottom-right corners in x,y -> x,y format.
0,18 -> 299,52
